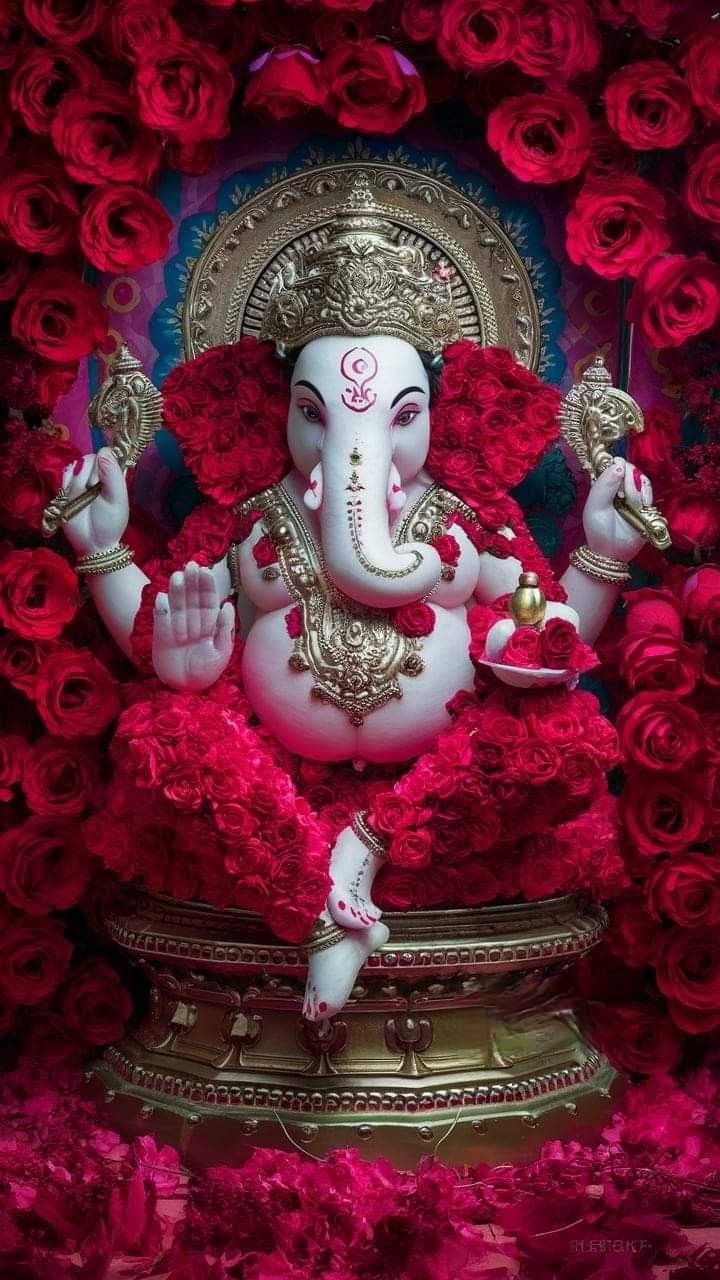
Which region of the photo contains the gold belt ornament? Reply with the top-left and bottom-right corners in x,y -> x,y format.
236,484 -> 472,727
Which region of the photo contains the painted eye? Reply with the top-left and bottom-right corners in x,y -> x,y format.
393,406 -> 420,428
300,403 -> 322,423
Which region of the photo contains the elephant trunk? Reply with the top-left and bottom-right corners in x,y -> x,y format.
318,426 -> 440,609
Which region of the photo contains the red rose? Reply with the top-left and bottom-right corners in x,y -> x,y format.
506,738 -> 561,785
663,487 -> 720,556
388,828 -> 432,869
619,632 -> 703,697
0,635 -> 56,696
103,0 -> 181,64
589,1003 -> 683,1075
0,917 -> 73,1005
617,693 -> 704,772
430,533 -> 460,566
557,747 -> 604,798
541,617 -> 577,669
78,184 -> 172,274
501,626 -> 543,668
0,816 -> 91,914
620,772 -> 707,856
24,0 -> 103,43
623,586 -> 685,642
518,845 -> 575,899
605,893 -> 664,968
393,602 -> 436,638
683,566 -> 720,642
683,142 -> 720,235
374,864 -> 421,911
12,268 -> 107,363
681,26 -> 720,122
325,41 -> 426,133
134,39 -> 235,143
0,239 -> 30,301
566,179 -> 669,280
367,793 -> 418,838
604,61 -> 694,151
0,733 -> 28,801
22,737 -> 97,818
0,2 -> 28,71
628,254 -> 720,350
596,0 -> 673,39
401,0 -> 440,42
10,45 -> 99,134
243,48 -> 325,122
438,0 -> 517,73
0,163 -> 79,256
487,92 -> 591,185
51,85 -> 161,186
583,121 -> 636,183
646,853 -> 720,927
0,547 -> 78,639
34,648 -> 121,738
22,1012 -> 86,1067
251,533 -> 277,568
62,959 -> 133,1046
656,926 -> 720,1033
514,0 -> 599,80
285,605 -> 302,639
455,860 -> 499,905
628,408 -> 682,486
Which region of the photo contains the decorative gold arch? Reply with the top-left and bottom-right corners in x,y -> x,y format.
182,159 -> 543,370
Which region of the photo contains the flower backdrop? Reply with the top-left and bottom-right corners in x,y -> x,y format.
1,0 -> 720,1275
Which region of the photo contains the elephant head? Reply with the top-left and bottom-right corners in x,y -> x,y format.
286,334 -> 442,609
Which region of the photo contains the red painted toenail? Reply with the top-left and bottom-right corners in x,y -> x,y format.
338,900 -> 346,910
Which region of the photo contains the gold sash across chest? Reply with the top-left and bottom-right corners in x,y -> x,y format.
232,484 -> 473,727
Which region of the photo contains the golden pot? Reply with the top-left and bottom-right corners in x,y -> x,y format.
89,886 -> 621,1169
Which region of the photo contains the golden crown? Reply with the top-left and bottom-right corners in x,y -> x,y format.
259,176 -> 463,356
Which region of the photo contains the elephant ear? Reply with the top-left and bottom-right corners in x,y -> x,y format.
162,337 -> 291,508
428,340 -> 561,525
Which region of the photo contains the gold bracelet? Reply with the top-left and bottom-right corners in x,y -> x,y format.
352,810 -> 389,860
569,544 -> 630,585
305,919 -> 346,955
75,543 -> 135,576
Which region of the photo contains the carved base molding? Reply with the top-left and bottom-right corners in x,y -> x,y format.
89,887 -> 623,1169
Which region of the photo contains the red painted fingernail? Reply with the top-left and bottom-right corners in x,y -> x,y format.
633,467 -> 642,492
338,900 -> 346,911
73,458 -> 83,475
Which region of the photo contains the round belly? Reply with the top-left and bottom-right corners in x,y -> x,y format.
241,605 -> 475,764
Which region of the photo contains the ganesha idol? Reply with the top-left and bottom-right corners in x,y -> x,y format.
58,197 -> 655,1022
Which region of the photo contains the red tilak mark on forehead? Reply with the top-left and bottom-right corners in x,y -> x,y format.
340,347 -> 378,413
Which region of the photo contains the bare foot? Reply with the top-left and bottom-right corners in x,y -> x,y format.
327,825 -> 384,930
303,920 -> 389,1022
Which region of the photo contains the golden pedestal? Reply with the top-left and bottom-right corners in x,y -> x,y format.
90,887 -> 621,1169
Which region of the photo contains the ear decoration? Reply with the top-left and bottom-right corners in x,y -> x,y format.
162,336 -> 292,508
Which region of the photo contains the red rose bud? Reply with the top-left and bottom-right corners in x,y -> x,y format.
252,533 -> 278,568
244,48 -> 325,122
628,254 -> 720,350
487,91 -> 591,185
604,60 -> 694,151
430,533 -> 460,566
501,625 -> 543,668
566,178 -> 670,280
393,602 -> 436,637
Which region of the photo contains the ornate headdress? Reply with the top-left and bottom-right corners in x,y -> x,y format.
259,176 -> 463,356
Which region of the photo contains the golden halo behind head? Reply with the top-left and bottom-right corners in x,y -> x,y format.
182,156 -> 542,370
259,176 -> 463,355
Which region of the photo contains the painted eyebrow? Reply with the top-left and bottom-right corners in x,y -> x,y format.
294,379 -> 325,406
390,386 -> 426,408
